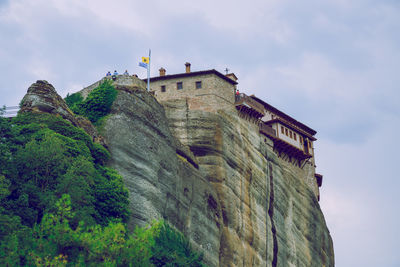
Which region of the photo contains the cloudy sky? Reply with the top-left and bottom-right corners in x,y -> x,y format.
1,0 -> 399,266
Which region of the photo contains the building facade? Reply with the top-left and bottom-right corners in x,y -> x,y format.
148,63 -> 323,200
149,63 -> 237,113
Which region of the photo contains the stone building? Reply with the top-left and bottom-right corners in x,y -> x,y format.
148,62 -> 323,200
149,62 -> 238,113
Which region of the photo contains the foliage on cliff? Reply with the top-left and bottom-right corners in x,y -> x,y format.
65,80 -> 117,123
0,113 -> 129,227
0,194 -> 205,266
0,113 -> 206,266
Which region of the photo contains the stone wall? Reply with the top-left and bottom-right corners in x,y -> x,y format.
150,73 -> 236,112
80,75 -> 146,99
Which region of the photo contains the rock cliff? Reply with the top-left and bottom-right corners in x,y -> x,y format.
97,76 -> 334,267
161,98 -> 334,266
20,77 -> 334,266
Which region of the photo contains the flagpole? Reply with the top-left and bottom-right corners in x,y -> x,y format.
147,49 -> 151,91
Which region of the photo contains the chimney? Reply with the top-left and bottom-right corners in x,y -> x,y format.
185,62 -> 191,73
159,67 -> 166,76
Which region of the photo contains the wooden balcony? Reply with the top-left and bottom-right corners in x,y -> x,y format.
235,93 -> 264,119
273,138 -> 312,161
259,123 -> 276,138
259,123 -> 311,161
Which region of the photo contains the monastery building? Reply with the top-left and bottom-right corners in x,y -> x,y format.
148,63 -> 323,200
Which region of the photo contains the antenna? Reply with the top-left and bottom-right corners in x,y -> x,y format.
224,68 -> 229,75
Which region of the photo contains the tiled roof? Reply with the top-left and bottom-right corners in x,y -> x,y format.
252,96 -> 317,136
147,69 -> 238,85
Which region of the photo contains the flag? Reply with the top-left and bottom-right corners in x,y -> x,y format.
142,57 -> 149,64
139,50 -> 151,91
139,62 -> 148,69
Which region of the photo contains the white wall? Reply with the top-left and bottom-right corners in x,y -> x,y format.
274,122 -> 304,150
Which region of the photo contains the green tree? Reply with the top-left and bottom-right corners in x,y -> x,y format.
68,80 -> 118,123
65,92 -> 83,110
93,166 -> 130,226
0,112 -> 207,266
2,114 -> 129,227
0,175 -> 21,240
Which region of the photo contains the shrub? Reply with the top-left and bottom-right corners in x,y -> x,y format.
91,142 -> 110,164
70,80 -> 117,123
65,92 -> 83,109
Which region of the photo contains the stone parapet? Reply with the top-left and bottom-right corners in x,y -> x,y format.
80,75 -> 146,99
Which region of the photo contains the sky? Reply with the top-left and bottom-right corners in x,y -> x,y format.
1,0 -> 399,266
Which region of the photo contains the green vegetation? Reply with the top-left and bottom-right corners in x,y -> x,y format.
65,80 -> 118,123
0,113 -> 206,266
0,113 -> 128,228
0,194 -> 206,266
65,91 -> 83,108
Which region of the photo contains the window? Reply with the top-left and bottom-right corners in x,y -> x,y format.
289,131 -> 292,138
195,81 -> 202,89
161,85 -> 166,92
285,128 -> 288,136
281,126 -> 284,134
177,82 -> 183,90
294,133 -> 297,141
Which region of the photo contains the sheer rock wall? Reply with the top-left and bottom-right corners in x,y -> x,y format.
24,76 -> 334,266
100,87 -> 222,267
161,98 -> 334,267
99,82 -> 334,266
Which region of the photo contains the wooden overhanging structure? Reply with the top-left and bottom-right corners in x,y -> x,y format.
273,137 -> 312,161
251,95 -> 317,140
264,118 -> 317,141
315,173 -> 323,187
260,121 -> 312,161
235,93 -> 265,119
259,123 -> 277,138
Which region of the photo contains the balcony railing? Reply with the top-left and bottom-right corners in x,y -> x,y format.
235,93 -> 265,117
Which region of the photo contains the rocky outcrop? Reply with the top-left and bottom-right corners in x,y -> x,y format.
20,80 -> 77,123
20,80 -> 102,143
20,78 -> 334,266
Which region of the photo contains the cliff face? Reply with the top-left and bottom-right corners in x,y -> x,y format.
161,99 -> 334,266
97,78 -> 334,266
20,78 -> 334,266
99,85 -> 222,267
